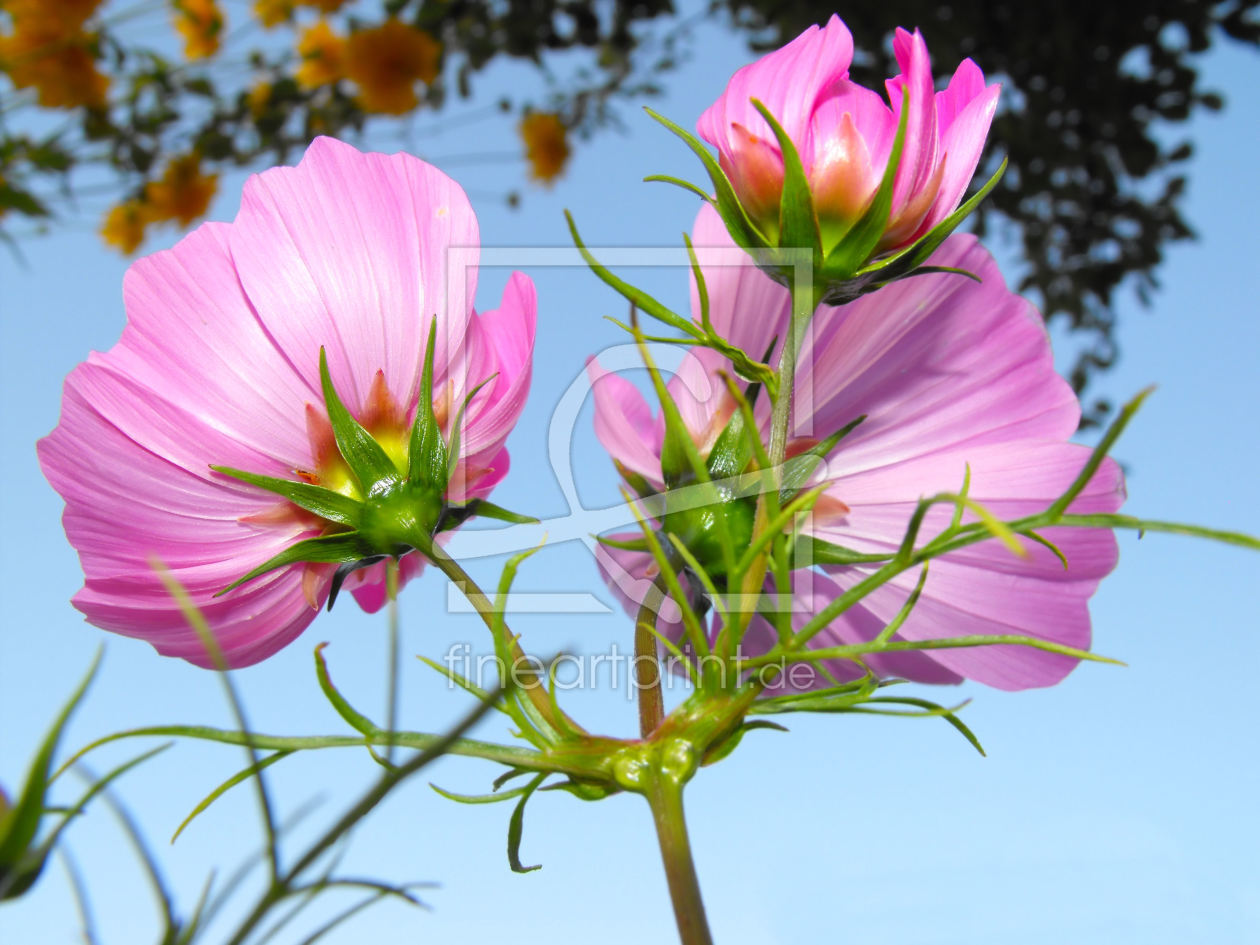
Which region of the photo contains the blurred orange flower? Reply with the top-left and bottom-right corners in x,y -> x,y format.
100,201 -> 154,254
300,0 -> 348,12
296,20 -> 344,89
172,0 -> 225,60
5,0 -> 104,29
0,18 -> 109,109
519,112 -> 571,184
344,19 -> 441,115
247,81 -> 272,117
252,0 -> 294,29
144,154 -> 219,225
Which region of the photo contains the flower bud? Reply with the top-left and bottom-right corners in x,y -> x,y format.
693,16 -> 1002,299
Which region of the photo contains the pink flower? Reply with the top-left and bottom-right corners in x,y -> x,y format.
38,137 -> 536,668
590,206 -> 1123,691
697,15 -> 1000,256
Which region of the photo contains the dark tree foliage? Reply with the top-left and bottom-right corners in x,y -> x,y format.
2,1 -> 1255,421
718,0 -> 1258,424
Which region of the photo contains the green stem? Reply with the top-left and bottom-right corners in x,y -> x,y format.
423,543 -> 571,734
635,596 -> 666,738
385,558 -> 400,764
644,774 -> 713,945
767,276 -> 820,467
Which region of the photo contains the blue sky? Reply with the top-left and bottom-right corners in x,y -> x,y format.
2,11 -> 1258,945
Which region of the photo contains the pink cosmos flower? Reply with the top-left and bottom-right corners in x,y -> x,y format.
38,136 -> 536,668
697,15 -> 1000,255
589,206 -> 1123,692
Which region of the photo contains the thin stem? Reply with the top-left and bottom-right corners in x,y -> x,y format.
223,685 -> 505,945
644,775 -> 713,945
635,596 -> 666,738
424,544 -> 569,733
767,277 -> 819,467
385,558 -> 400,764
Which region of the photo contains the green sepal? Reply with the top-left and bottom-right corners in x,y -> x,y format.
822,86 -> 910,279
507,773 -> 546,873
430,782 -> 534,805
643,174 -> 713,203
445,375 -> 498,483
852,157 -> 1008,290
747,674 -> 883,716
789,536 -> 895,567
210,466 -> 362,526
566,211 -> 703,341
462,500 -> 539,526
327,555 -> 388,610
841,695 -> 986,757
778,414 -> 867,500
218,532 -> 371,595
170,751 -> 293,843
314,643 -> 383,739
751,99 -> 821,259
2,744 -> 166,901
701,719 -> 788,767
0,650 -> 100,899
595,533 -> 651,552
407,319 -> 448,491
319,348 -> 402,498
493,767 -> 533,791
643,106 -> 770,251
684,231 -> 713,335
539,778 -> 617,801
436,498 -> 539,533
705,397 -> 754,483
614,459 -> 657,501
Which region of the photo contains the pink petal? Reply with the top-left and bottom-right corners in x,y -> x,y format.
738,573 -> 965,690
73,563 -> 319,669
460,271 -> 537,461
594,537 -> 683,627
229,136 -> 479,417
39,137 -> 536,668
806,109 -> 881,229
347,551 -> 428,614
717,123 -> 786,226
796,235 -> 1079,458
807,78 -> 896,187
587,357 -> 667,487
922,80 -> 1000,233
886,28 -> 940,215
936,58 -> 988,131
37,363 -> 325,666
698,15 -> 854,156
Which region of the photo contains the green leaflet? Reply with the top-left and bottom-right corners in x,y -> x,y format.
408,318 -> 448,490
318,348 -> 401,498
751,99 -> 820,261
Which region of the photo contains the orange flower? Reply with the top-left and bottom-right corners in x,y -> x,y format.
4,0 -> 104,30
100,201 -> 154,254
344,19 -> 440,115
0,20 -> 109,109
144,154 -> 219,225
172,0 -> 225,60
519,112 -> 571,184
295,20 -> 343,89
252,0 -> 294,29
246,81 -> 271,117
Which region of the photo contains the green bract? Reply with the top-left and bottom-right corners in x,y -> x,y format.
644,99 -> 1007,306
213,324 -> 532,605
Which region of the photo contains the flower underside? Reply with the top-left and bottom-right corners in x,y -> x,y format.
613,376 -> 860,598
214,326 -> 530,607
